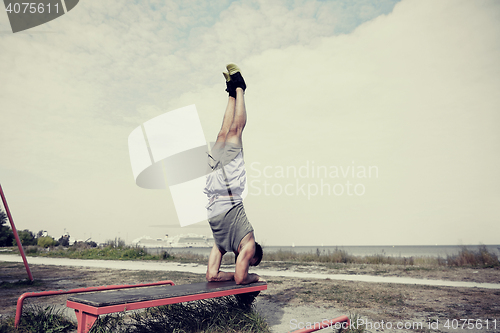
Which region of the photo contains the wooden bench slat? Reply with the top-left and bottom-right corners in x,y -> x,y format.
67,281 -> 266,307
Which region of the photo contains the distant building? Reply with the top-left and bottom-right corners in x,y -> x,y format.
131,236 -> 168,247
132,234 -> 213,248
167,234 -> 213,248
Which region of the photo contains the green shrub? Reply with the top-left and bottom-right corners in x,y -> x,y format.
16,305 -> 75,333
13,230 -> 37,246
121,247 -> 146,259
0,210 -> 14,247
24,245 -> 39,254
37,236 -> 57,248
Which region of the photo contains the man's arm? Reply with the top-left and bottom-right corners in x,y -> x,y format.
234,245 -> 260,285
206,244 -> 234,282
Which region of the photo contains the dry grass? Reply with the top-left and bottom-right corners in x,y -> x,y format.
87,296 -> 269,333
8,243 -> 500,268
262,246 -> 499,268
445,246 -> 499,267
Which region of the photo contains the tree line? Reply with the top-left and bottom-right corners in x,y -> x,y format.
0,208 -> 70,247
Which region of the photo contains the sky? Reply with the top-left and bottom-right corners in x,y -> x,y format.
1,0 -> 499,246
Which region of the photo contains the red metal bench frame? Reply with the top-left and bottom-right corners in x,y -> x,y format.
15,280 -> 175,328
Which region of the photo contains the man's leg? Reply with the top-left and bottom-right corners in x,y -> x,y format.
213,96 -> 236,151
225,88 -> 246,147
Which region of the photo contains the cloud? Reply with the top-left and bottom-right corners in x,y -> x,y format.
0,0 -> 398,175
1,0 -> 498,245
170,0 -> 500,245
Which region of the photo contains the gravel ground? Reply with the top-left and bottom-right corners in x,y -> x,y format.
1,257 -> 499,332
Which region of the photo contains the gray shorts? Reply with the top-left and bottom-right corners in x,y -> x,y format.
208,201 -> 253,254
204,141 -> 247,218
208,142 -> 243,170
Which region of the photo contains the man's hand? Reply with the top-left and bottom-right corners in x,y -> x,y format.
235,272 -> 260,285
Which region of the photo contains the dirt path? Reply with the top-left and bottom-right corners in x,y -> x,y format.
2,254 -> 499,288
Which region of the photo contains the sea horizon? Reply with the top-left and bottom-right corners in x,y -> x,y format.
146,244 -> 500,258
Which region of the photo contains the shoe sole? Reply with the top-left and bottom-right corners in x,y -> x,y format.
226,64 -> 241,76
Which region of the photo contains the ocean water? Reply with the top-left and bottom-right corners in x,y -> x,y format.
147,244 -> 500,258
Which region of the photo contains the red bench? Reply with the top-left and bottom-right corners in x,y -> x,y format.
66,280 -> 267,333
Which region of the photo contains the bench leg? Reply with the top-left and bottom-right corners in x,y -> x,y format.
74,309 -> 99,333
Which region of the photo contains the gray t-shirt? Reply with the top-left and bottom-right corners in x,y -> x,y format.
208,200 -> 253,254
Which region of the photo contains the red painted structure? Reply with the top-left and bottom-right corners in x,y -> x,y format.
17,279 -> 347,333
66,282 -> 267,333
0,183 -> 33,281
15,280 -> 175,328
289,315 -> 350,333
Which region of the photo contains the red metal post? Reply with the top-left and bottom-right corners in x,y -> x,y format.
15,280 -> 175,328
74,309 -> 99,333
0,183 -> 33,281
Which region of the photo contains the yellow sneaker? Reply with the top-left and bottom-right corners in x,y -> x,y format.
226,64 -> 246,91
226,63 -> 241,76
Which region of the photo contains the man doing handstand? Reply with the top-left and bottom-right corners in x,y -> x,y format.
204,64 -> 263,285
